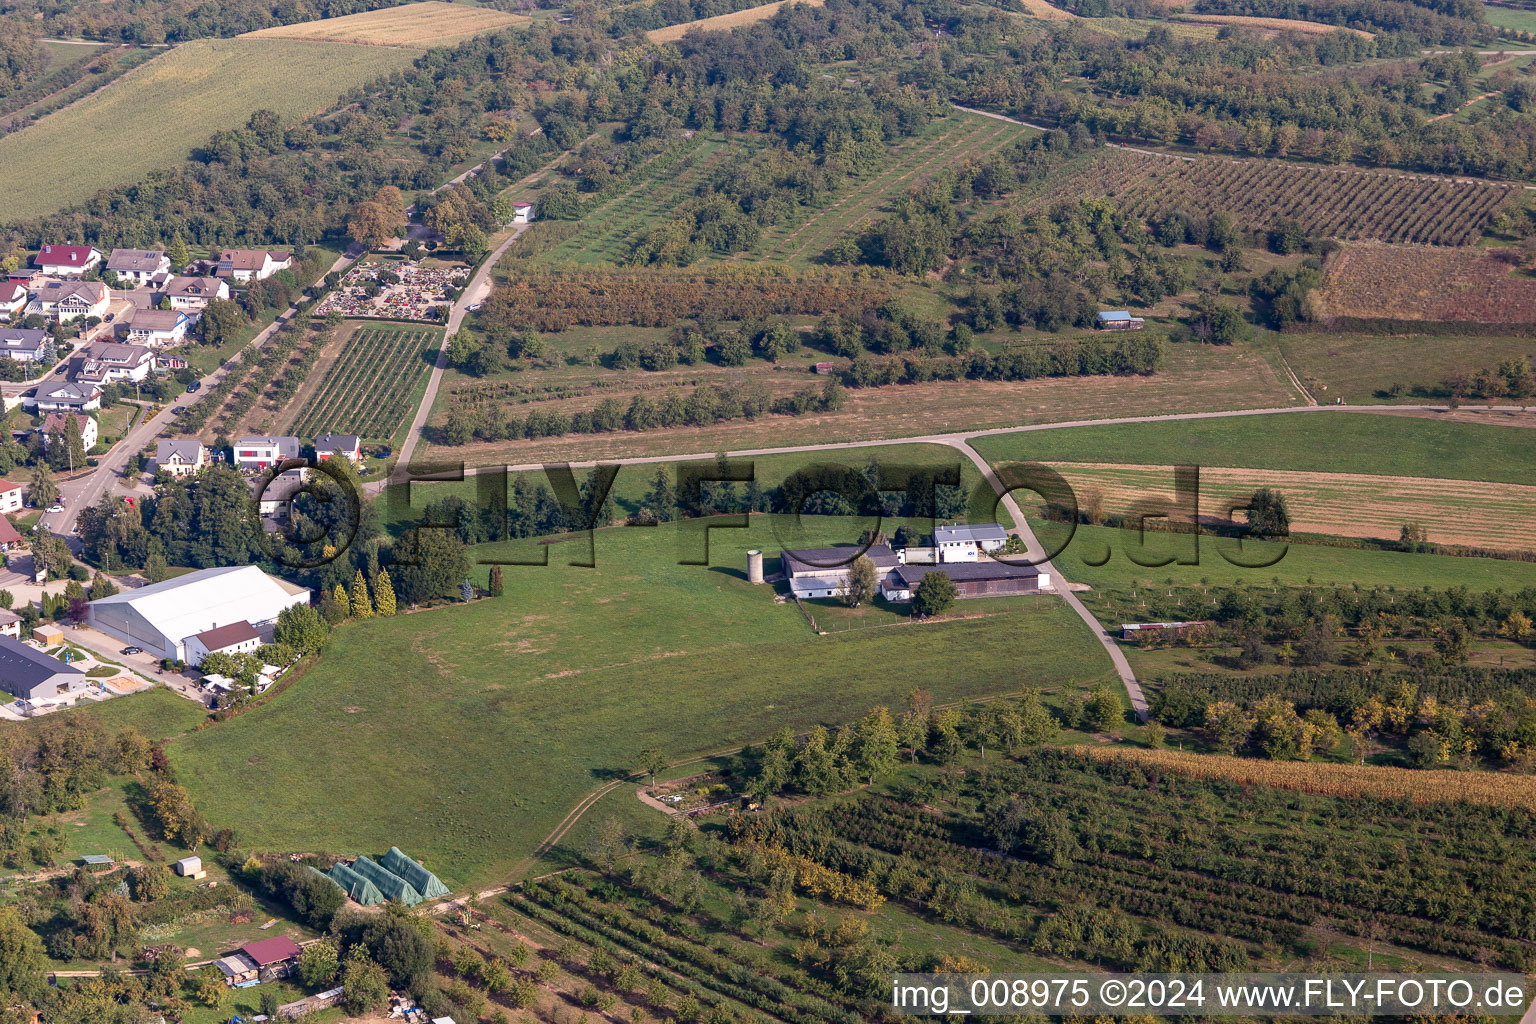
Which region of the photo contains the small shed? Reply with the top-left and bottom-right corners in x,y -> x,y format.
80,854 -> 113,869
812,361 -> 834,374
174,855 -> 204,878
32,625 -> 63,646
1095,310 -> 1145,331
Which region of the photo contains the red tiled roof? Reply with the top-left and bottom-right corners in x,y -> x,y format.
0,518 -> 20,545
34,245 -> 96,268
239,935 -> 301,966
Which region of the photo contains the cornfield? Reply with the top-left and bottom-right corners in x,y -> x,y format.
1078,744 -> 1536,810
1025,149 -> 1519,246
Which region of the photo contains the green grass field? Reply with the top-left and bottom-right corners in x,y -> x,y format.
1273,330 -> 1536,403
1487,5 -> 1536,33
0,39 -> 416,222
1039,520 -> 1536,592
168,519 -> 1112,887
0,687 -> 209,743
972,411 -> 1536,484
291,326 -> 439,440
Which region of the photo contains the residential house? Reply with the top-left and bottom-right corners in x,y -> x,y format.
0,481 -> 22,515
780,544 -> 901,599
42,411 -> 98,453
105,249 -> 170,286
313,433 -> 361,463
0,635 -> 87,704
0,327 -> 49,363
157,354 -> 187,370
252,467 -> 307,519
215,249 -> 293,283
36,280 -> 109,322
932,524 -> 1009,564
155,439 -> 206,478
1095,310 -> 1145,331
880,560 -> 1048,602
123,307 -> 189,347
73,341 -> 154,385
512,201 -> 535,223
0,609 -> 21,639
234,435 -> 299,472
163,275 -> 229,313
184,620 -> 261,667
33,245 -> 101,278
0,281 -> 27,318
28,379 -> 102,413
0,518 -> 20,554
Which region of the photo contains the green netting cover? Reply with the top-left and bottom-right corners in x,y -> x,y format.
381,847 -> 450,900
351,856 -> 423,906
327,861 -> 385,905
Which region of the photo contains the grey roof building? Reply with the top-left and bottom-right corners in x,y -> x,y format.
0,635 -> 87,701
932,524 -> 1009,546
0,327 -> 49,361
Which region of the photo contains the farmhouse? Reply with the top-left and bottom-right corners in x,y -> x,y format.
163,275 -> 229,312
313,432 -> 361,463
105,249 -> 170,286
0,327 -> 49,362
0,481 -> 23,515
33,244 -> 101,278
235,435 -> 300,472
880,560 -> 1049,602
123,307 -> 189,347
933,524 -> 1009,563
0,281 -> 27,318
28,379 -> 103,413
184,620 -> 262,667
0,635 -> 87,703
1095,310 -> 1145,331
87,564 -> 311,663
36,280 -> 109,322
73,341 -> 154,384
781,544 -> 900,599
42,412 -> 98,452
216,248 -> 293,283
155,439 -> 207,478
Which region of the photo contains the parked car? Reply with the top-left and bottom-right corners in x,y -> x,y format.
53,365 -> 65,374
46,504 -> 63,513
186,381 -> 201,393
171,405 -> 185,414
467,302 -> 482,312
120,646 -> 142,656
104,313 -> 114,322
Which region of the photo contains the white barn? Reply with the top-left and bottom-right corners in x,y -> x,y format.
87,565 -> 310,663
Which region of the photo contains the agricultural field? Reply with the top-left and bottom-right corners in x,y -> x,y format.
1017,0 -> 1076,20
971,410 -> 1536,484
241,0 -> 530,45
1169,12 -> 1375,35
1037,519 -> 1536,592
0,39 -> 417,222
289,326 -> 439,441
1274,329 -> 1536,402
645,0 -> 826,42
1031,461 -> 1536,551
1486,4 -> 1536,32
1314,242 -> 1536,322
1025,148 -> 1521,246
167,519 -> 1114,886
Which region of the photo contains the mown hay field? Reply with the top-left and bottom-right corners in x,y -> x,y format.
242,1 -> 530,46
168,520 -> 1113,886
1035,462 -> 1536,551
1080,746 -> 1536,811
1170,13 -> 1374,36
0,39 -> 417,223
1316,242 -> 1536,322
1019,0 -> 1076,20
646,0 -> 825,42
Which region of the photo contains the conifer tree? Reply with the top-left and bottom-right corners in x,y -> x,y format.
489,565 -> 505,597
350,569 -> 373,619
373,569 -> 396,616
332,583 -> 349,619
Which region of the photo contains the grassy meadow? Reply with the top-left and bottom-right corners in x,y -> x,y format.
1273,329 -> 1536,404
972,410 -> 1536,484
0,39 -> 417,222
168,519 -> 1113,887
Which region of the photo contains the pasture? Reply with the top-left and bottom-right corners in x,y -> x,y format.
167,520 -> 1113,886
645,0 -> 826,42
290,325 -> 439,441
0,39 -> 416,222
1315,242 -> 1536,322
1025,148 -> 1519,246
1274,329 -> 1536,403
971,410 -> 1536,484
242,1 -> 530,46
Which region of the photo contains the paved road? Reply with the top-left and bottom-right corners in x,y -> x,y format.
43,248 -> 360,536
378,221 -> 530,489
